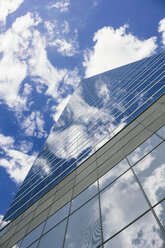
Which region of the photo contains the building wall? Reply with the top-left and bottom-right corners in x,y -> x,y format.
0,94 -> 165,248
4,52 -> 165,223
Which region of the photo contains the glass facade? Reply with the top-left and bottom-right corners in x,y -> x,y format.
8,126 -> 165,247
0,53 -> 165,248
3,52 -> 165,222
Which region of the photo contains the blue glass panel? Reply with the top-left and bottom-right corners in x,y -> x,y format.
21,222 -> 44,248
43,203 -> 69,234
156,125 -> 165,139
71,182 -> 98,213
39,219 -> 67,248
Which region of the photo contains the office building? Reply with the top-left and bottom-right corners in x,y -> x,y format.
0,52 -> 165,247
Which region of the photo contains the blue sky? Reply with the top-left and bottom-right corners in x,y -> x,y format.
0,0 -> 165,225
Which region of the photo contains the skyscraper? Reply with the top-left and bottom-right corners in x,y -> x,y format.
0,52 -> 165,247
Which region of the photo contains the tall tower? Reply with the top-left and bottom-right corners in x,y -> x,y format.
0,52 -> 165,248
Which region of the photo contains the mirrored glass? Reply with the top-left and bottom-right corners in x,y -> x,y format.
154,200 -> 165,229
104,211 -> 165,248
28,240 -> 39,248
99,159 -> 129,190
64,196 -> 101,248
100,170 -> 149,241
20,222 -> 45,248
71,182 -> 98,213
127,134 -> 162,166
156,125 -> 165,139
39,219 -> 67,248
0,227 -> 6,238
12,240 -> 22,248
133,142 -> 165,205
43,203 -> 70,234
4,52 -> 165,222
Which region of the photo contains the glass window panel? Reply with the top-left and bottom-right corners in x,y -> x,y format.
20,222 -> 45,248
38,219 -> 67,248
99,158 -> 130,190
154,200 -> 165,229
133,142 -> 165,205
71,182 -> 98,213
156,125 -> 165,139
12,240 -> 22,248
64,196 -> 101,248
0,227 -> 6,238
127,134 -> 162,166
104,211 -> 165,248
28,240 -> 39,248
100,170 -> 149,241
43,203 -> 70,234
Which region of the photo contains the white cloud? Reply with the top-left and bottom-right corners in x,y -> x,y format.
48,0 -> 70,12
0,11 -> 80,130
83,25 -> 157,77
17,140 -> 33,153
0,134 -> 14,148
0,0 -> 24,27
0,12 -> 40,108
44,20 -> 57,40
21,111 -> 47,138
44,20 -> 78,56
23,83 -> 33,96
51,38 -> 78,56
158,18 -> 165,46
0,134 -> 36,184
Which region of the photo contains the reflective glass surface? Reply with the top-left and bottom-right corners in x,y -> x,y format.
12,240 -> 22,248
154,200 -> 165,229
3,52 -> 165,222
99,158 -> 129,190
38,219 -> 67,248
104,211 -> 165,248
133,142 -> 165,205
127,134 -> 162,166
28,240 -> 39,248
64,196 -> 101,248
100,170 -> 149,241
0,227 -> 6,238
43,203 -> 70,234
71,182 -> 98,213
20,222 -> 44,248
156,125 -> 165,139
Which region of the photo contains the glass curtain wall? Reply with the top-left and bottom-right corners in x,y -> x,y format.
11,125 -> 165,248
4,52 -> 165,222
